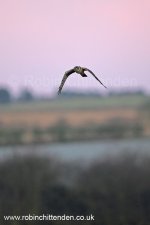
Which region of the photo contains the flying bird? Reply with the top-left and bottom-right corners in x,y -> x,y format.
58,66 -> 107,94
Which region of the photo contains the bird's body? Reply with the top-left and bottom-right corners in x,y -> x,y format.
74,66 -> 86,75
58,66 -> 107,94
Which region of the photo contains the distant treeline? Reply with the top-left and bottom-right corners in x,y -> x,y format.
0,87 -> 34,103
59,89 -> 146,98
0,119 -> 143,145
0,86 -> 147,104
0,152 -> 150,225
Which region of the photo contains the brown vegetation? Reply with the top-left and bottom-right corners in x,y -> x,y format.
1,153 -> 150,225
0,108 -> 138,128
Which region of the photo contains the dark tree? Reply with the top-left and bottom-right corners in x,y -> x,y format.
0,87 -> 11,103
18,88 -> 34,102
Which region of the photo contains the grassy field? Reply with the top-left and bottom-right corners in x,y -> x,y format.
0,108 -> 138,128
0,94 -> 147,128
0,94 -> 149,144
0,94 -> 148,113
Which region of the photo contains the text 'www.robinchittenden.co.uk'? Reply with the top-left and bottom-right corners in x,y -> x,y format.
4,214 -> 95,221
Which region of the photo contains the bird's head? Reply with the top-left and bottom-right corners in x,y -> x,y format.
74,66 -> 80,70
74,66 -> 83,73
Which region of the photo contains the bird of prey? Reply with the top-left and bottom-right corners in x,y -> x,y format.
58,66 -> 107,94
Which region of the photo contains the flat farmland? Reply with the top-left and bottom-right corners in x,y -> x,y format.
0,108 -> 139,128
0,94 -> 147,113
0,95 -> 146,128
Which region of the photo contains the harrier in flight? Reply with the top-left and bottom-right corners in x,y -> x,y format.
58,66 -> 107,94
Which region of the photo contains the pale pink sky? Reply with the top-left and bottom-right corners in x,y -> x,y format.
0,0 -> 150,95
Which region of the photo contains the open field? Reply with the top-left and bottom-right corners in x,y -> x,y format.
0,108 -> 139,128
0,94 -> 148,113
0,95 -> 146,128
0,95 -> 149,144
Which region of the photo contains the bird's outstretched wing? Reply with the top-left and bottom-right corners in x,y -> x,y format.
84,68 -> 107,89
58,69 -> 75,94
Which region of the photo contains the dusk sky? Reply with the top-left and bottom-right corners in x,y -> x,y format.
0,0 -> 150,95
